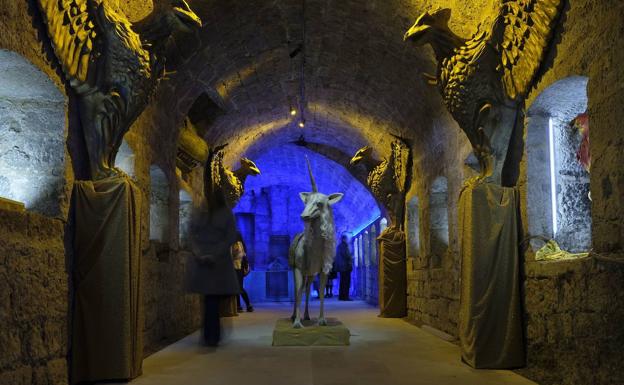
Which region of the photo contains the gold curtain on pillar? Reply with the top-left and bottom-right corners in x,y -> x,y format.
71,176 -> 143,383
377,227 -> 407,318
458,182 -> 525,369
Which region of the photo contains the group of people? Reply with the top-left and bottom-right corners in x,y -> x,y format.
186,190 -> 355,347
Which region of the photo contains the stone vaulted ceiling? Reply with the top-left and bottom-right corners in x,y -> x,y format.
139,0 -> 497,169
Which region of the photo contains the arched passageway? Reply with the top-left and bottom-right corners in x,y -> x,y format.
2,1 -> 624,385
232,143 -> 382,303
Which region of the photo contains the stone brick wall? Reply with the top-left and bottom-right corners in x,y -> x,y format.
518,258 -> 624,385
0,209 -> 68,385
142,243 -> 201,356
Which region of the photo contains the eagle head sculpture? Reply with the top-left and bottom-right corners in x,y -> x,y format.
138,0 -> 202,47
404,8 -> 452,45
169,0 -> 203,31
349,146 -> 373,166
239,158 -> 261,176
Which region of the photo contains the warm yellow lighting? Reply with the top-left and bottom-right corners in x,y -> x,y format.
298,120 -> 305,128
290,109 -> 297,116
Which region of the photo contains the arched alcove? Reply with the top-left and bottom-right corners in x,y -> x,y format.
527,76 -> 591,252
370,224 -> 378,265
353,236 -> 360,268
0,49 -> 66,216
429,176 -> 449,268
357,235 -> 364,268
363,230 -> 371,267
178,190 -> 192,248
379,218 -> 388,233
116,139 -> 136,177
406,196 -> 421,259
149,166 -> 170,243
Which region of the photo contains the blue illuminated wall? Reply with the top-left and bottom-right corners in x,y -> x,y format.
233,144 -> 381,302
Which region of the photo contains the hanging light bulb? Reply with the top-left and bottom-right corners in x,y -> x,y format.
290,108 -> 297,116
298,120 -> 305,128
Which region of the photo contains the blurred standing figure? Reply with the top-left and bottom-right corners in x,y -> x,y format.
335,235 -> 353,301
326,266 -> 337,297
231,232 -> 254,312
187,189 -> 240,347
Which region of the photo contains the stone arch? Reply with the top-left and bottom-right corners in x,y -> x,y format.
429,176 -> 449,268
0,49 -> 66,216
149,165 -> 170,243
527,76 -> 591,252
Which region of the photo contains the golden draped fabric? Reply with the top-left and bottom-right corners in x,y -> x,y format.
458,181 -> 525,369
72,176 -> 143,383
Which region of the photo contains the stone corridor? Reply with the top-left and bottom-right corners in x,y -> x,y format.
114,301 -> 535,385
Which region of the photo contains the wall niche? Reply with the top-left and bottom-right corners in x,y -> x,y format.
429,176 -> 449,268
149,165 -> 170,243
527,76 -> 591,253
0,49 -> 66,216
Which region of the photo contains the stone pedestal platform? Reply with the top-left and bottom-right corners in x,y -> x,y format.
272,318 -> 350,346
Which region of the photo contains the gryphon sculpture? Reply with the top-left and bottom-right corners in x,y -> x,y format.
405,2 -> 564,184
350,140 -> 410,229
36,0 -> 202,180
289,158 -> 343,328
206,145 -> 261,208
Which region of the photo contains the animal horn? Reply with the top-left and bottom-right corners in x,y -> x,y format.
306,156 -> 318,193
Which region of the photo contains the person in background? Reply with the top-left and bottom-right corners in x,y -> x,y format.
335,234 -> 353,301
187,189 -> 240,347
326,264 -> 337,298
231,232 -> 254,312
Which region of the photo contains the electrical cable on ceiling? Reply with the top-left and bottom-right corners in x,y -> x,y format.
298,0 -> 306,128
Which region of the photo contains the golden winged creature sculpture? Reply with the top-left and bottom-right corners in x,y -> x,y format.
350,140 -> 410,229
205,145 -> 261,208
405,1 -> 564,185
36,0 -> 202,180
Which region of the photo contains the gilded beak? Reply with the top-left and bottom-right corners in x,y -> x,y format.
404,24 -> 428,42
349,155 -> 362,166
251,166 -> 261,175
173,1 -> 202,29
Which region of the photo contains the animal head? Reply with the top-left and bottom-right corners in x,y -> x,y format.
165,0 -> 202,33
239,157 -> 261,176
403,8 -> 452,46
299,157 -> 343,222
299,192 -> 343,222
349,146 -> 373,166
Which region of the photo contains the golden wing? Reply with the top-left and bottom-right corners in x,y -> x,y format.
37,0 -> 97,85
392,140 -> 409,193
499,0 -> 565,100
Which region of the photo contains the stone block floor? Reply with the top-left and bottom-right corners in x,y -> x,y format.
112,299 -> 536,385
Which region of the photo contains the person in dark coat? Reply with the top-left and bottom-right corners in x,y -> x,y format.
187,189 -> 240,347
335,235 -> 353,301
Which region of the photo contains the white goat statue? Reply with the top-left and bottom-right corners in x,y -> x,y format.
289,158 -> 343,328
